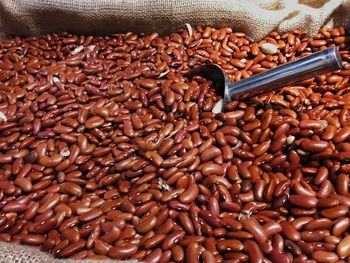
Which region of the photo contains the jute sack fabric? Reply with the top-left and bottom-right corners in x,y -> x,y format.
0,0 -> 350,262
0,242 -> 137,263
0,0 -> 350,40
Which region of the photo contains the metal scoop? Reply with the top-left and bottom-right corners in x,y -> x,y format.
185,46 -> 342,110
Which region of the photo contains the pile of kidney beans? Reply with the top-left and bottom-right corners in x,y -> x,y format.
0,26 -> 350,262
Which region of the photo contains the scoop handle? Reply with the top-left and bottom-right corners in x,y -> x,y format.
226,46 -> 342,101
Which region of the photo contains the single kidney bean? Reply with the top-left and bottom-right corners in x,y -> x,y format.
217,239 -> 244,252
312,250 -> 339,263
337,235 -> 350,258
289,195 -> 318,209
135,215 -> 157,234
280,221 -> 301,242
161,230 -> 185,250
332,218 -> 349,236
59,240 -> 86,258
242,218 -> 267,244
300,138 -> 329,152
269,248 -> 292,263
201,250 -> 216,263
243,240 -> 263,263
321,205 -> 349,219
186,242 -> 200,263
198,210 -> 223,228
304,218 -> 333,231
263,221 -> 282,236
61,181 -> 83,196
179,184 -> 199,203
22,234 -> 46,245
108,244 -> 138,259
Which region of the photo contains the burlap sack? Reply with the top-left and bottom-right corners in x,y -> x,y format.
0,242 -> 137,263
0,0 -> 350,262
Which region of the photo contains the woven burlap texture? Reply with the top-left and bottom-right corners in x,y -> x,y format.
0,242 -> 137,263
0,0 -> 350,262
0,0 -> 350,40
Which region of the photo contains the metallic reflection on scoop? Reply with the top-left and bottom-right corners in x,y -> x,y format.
185,46 -> 342,111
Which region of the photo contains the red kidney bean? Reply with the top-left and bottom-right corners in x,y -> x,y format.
155,219 -> 174,235
334,127 -> 350,143
244,240 -> 263,263
14,177 -> 32,192
94,239 -> 111,255
171,245 -> 184,262
198,210 -> 223,228
200,147 -> 221,162
201,163 -> 225,176
135,215 -> 157,234
337,235 -> 350,258
178,212 -> 194,234
22,234 -> 46,245
217,239 -> 244,252
321,205 -> 349,219
280,221 -> 301,242
269,248 -> 292,263
263,221 -> 282,236
336,173 -> 349,195
78,209 -> 103,223
143,234 -> 166,250
242,218 -> 267,244
2,202 -> 27,213
106,225 -> 127,243
269,134 -> 287,153
314,166 -> 329,185
300,138 -> 329,152
38,193 -> 61,214
289,195 -> 318,209
161,230 -> 185,250
304,218 -> 333,231
202,250 -> 216,263
312,250 -> 339,263
332,218 -> 349,236
33,216 -> 58,234
186,242 -> 200,263
60,182 -> 83,197
108,244 -> 138,259
179,236 -> 205,246
59,240 -> 86,257
179,184 -> 199,203
300,230 -> 327,242
144,248 -> 163,263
